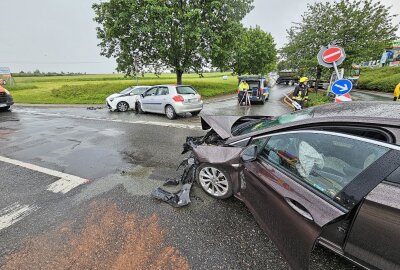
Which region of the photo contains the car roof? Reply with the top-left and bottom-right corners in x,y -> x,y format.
228,102 -> 400,144
151,85 -> 192,87
310,101 -> 400,120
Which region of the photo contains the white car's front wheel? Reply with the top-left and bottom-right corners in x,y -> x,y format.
117,101 -> 129,112
165,105 -> 177,120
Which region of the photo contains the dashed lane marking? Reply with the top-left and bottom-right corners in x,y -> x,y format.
14,109 -> 202,130
0,203 -> 39,231
0,155 -> 89,194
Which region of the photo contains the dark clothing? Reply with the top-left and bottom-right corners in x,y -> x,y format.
292,84 -> 309,101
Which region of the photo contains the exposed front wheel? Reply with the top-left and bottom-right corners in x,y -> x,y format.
117,101 -> 129,112
197,164 -> 233,199
136,102 -> 144,114
165,105 -> 177,120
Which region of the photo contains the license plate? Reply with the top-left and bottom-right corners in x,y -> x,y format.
189,98 -> 198,103
0,104 -> 7,108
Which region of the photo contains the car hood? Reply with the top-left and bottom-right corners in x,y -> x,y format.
107,93 -> 122,99
200,115 -> 271,140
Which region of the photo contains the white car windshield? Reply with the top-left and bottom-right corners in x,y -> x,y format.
131,87 -> 149,95
176,86 -> 197,95
119,87 -> 148,95
119,87 -> 134,95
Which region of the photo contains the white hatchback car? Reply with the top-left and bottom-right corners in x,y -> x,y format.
137,85 -> 203,119
106,86 -> 150,112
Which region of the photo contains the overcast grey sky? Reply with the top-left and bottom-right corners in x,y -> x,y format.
1,0 -> 399,74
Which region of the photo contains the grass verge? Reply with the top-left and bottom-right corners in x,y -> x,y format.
7,73 -> 237,104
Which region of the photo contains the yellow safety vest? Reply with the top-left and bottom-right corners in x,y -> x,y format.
394,83 -> 400,98
293,88 -> 308,101
239,82 -> 249,91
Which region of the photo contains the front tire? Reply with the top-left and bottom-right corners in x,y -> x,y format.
136,102 -> 145,114
197,164 -> 233,199
117,101 -> 129,112
165,105 -> 177,120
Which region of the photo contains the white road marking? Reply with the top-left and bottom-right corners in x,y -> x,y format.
14,109 -> 202,130
46,178 -> 87,194
0,155 -> 88,194
0,203 -> 39,231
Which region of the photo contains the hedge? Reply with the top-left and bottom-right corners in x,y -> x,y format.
358,67 -> 400,92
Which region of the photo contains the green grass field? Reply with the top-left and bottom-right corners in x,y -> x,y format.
6,73 -> 238,104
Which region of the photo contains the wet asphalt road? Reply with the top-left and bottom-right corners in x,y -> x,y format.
0,85 -> 362,269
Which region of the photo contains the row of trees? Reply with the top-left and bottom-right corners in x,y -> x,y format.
14,70 -> 88,77
280,0 -> 398,81
93,0 -> 277,84
93,0 -> 398,85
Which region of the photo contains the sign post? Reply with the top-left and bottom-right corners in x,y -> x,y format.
317,45 -> 352,101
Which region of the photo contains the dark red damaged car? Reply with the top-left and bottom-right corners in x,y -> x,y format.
189,102 -> 400,270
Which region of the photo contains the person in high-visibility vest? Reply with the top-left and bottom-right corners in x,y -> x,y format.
393,82 -> 400,101
238,80 -> 250,105
239,80 -> 249,92
292,77 -> 309,109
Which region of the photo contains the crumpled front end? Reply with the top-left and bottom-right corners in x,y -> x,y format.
151,129 -> 243,208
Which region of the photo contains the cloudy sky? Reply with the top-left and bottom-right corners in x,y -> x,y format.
1,0 -> 399,74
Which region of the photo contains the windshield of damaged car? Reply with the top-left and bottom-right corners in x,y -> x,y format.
233,109 -> 314,136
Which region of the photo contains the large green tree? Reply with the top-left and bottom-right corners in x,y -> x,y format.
93,0 -> 253,84
231,26 -> 277,75
280,0 -> 398,80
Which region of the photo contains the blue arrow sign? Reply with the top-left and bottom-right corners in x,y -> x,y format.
331,79 -> 353,95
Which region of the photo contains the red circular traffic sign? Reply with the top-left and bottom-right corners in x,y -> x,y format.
322,47 -> 343,63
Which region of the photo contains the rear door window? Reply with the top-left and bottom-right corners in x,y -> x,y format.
156,87 -> 169,96
176,86 -> 197,95
254,132 -> 389,199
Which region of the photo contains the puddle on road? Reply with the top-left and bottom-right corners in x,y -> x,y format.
1,201 -> 189,270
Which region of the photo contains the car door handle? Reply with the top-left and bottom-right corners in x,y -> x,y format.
285,198 -> 313,221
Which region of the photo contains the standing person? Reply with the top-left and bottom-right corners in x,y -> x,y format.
393,82 -> 400,101
292,77 -> 309,109
238,80 -> 250,105
239,80 -> 249,92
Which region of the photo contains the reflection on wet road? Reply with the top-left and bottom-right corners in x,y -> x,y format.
201,85 -> 292,116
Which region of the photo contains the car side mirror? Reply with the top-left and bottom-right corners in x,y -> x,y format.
240,145 -> 257,163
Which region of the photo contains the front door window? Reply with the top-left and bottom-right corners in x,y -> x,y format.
254,132 -> 389,200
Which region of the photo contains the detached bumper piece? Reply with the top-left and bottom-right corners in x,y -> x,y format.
151,157 -> 198,208
151,184 -> 192,208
